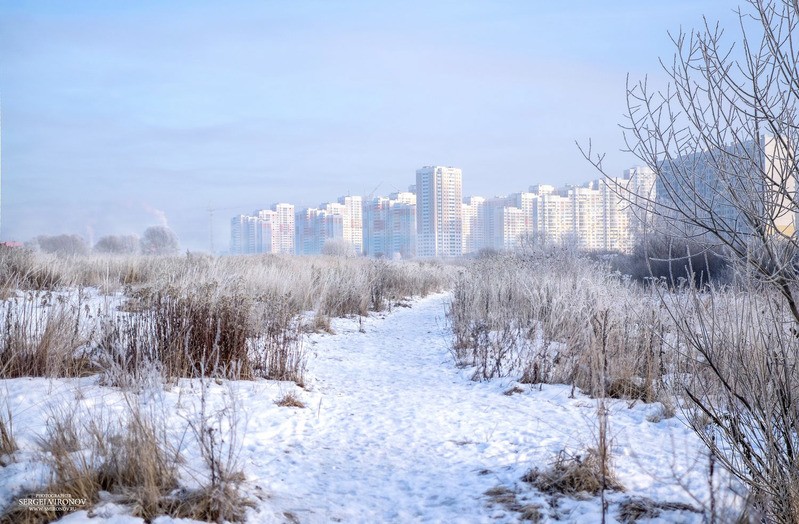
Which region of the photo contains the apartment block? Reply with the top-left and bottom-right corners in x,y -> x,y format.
658,136 -> 794,239
461,196 -> 485,255
338,196 -> 364,254
364,192 -> 417,258
230,214 -> 258,254
416,166 -> 463,258
229,203 -> 294,255
271,203 -> 296,254
230,164 -> 658,258
294,197 -> 364,255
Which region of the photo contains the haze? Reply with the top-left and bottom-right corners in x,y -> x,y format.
0,0 -> 736,251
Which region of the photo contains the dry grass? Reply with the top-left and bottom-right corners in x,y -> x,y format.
1,252 -> 451,384
0,403 -> 17,465
503,385 -> 526,396
275,391 -> 306,408
617,496 -> 699,523
484,486 -> 542,522
522,448 -> 624,496
93,279 -> 307,384
1,397 -> 182,523
167,481 -> 254,523
0,385 -> 257,523
0,249 -> 452,311
0,247 -> 66,291
177,380 -> 252,523
0,292 -> 96,379
94,407 -> 181,520
304,312 -> 334,334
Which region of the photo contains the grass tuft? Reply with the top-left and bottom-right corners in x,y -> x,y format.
617,496 -> 700,523
522,448 -> 624,496
275,391 -> 306,408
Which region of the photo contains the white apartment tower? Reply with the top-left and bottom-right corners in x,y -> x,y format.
461,196 -> 486,254
271,203 -> 296,254
363,192 -> 417,258
416,166 -> 463,258
338,195 -> 364,255
230,203 -> 294,255
568,184 -> 604,250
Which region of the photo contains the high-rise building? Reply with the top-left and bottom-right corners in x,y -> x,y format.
657,136 -> 796,241
230,214 -> 259,254
529,184 -> 572,245
294,197 -> 363,255
272,203 -> 296,254
230,203 -> 295,255
508,192 -> 537,236
416,166 -> 463,258
387,192 -> 417,258
461,196 -> 486,255
568,184 -> 604,251
339,196 -> 363,255
295,208 -> 324,255
363,192 -> 417,258
363,196 -> 390,258
599,166 -> 657,252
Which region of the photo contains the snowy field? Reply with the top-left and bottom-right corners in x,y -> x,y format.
0,293 -> 740,523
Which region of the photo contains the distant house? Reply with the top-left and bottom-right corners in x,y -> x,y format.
0,241 -> 23,248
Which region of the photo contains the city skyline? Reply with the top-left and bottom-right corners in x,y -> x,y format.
0,1 -> 739,250
230,163 -> 656,258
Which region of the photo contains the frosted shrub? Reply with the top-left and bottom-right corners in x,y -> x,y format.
665,280 -> 799,521
2,253 -> 452,383
447,249 -> 669,399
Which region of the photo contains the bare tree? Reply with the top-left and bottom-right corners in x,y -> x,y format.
321,239 -> 357,257
140,226 -> 179,256
588,0 -> 799,306
583,1 -> 799,520
31,234 -> 89,256
94,234 -> 139,255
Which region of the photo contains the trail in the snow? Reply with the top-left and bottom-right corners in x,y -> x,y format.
243,294 -> 593,523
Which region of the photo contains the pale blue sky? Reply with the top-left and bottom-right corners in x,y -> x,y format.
0,0 -> 739,251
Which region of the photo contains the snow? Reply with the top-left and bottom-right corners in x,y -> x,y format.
0,292 -> 739,522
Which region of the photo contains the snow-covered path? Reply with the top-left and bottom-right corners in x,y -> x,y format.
243,293 -> 710,523
249,293 -> 538,522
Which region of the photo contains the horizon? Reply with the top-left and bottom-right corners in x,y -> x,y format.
0,0 -> 739,251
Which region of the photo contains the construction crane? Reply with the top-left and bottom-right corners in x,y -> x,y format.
365,182 -> 383,202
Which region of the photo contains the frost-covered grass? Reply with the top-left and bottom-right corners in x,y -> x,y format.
0,249 -> 781,522
0,252 -> 453,383
448,248 -> 670,404
0,248 -> 452,319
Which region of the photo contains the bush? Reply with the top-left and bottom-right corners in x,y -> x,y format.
447,249 -> 669,400
613,234 -> 731,286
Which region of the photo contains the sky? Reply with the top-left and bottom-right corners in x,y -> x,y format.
0,0 -> 740,251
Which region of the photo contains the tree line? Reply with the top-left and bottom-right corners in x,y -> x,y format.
29,225 -> 180,256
